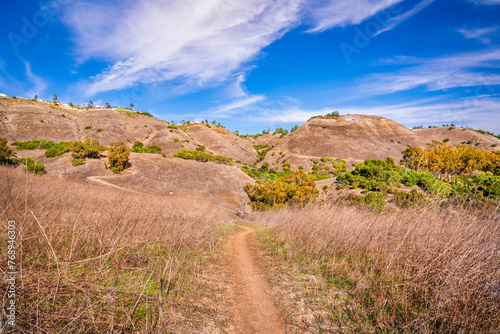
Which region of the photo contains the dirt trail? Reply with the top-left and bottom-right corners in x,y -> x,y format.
87,170 -> 143,194
230,226 -> 285,334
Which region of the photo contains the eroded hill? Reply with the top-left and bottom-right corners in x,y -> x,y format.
0,99 -> 258,162
262,115 -> 426,172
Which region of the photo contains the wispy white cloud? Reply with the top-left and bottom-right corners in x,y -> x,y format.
23,61 -> 47,98
374,0 -> 435,36
467,0 -> 500,5
63,0 -> 437,97
376,55 -> 421,64
63,0 -> 301,96
357,49 -> 500,96
457,26 -> 498,44
208,94 -> 266,116
305,0 -> 403,33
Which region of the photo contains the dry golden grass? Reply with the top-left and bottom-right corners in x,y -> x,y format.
0,166 -> 236,332
257,203 -> 500,333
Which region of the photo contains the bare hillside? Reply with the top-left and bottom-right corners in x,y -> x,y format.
263,115 -> 425,172
0,99 -> 79,142
186,124 -> 258,164
412,127 -> 500,150
12,149 -> 253,215
0,99 -> 259,163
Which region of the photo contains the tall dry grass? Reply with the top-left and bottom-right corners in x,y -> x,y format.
0,166 -> 235,332
258,203 -> 500,333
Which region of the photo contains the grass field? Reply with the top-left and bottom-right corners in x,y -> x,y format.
257,202 -> 500,333
0,167 -> 237,332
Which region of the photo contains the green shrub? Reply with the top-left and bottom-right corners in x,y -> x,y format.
492,144 -> 498,147
355,191 -> 385,211
244,172 -> 318,210
44,142 -> 71,158
85,126 -> 92,130
174,138 -> 180,143
0,138 -> 14,163
443,138 -> 449,143
137,111 -> 153,117
72,138 -> 105,160
13,140 -> 70,158
96,129 -> 102,133
107,142 -> 130,173
71,158 -> 85,166
254,144 -> 273,161
130,141 -> 162,154
338,158 -> 402,193
394,189 -> 427,208
173,146 -> 232,166
19,158 -> 46,174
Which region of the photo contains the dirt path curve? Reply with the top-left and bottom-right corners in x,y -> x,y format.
230,226 -> 285,334
87,170 -> 143,194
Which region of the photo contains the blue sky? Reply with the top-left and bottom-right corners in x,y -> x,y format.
1,0 -> 500,134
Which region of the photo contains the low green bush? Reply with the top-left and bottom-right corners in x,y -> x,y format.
130,141 -> 162,154
71,158 -> 85,166
19,158 -> 46,174
355,191 -> 385,211
174,146 -> 233,166
0,138 -> 14,163
254,144 -> 273,161
12,140 -> 71,158
72,138 -> 106,160
394,189 -> 428,208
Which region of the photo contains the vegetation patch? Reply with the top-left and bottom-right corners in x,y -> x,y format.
310,157 -> 347,179
0,137 -> 14,163
401,141 -> 499,176
107,141 -> 130,173
253,144 -> 273,162
244,171 -> 318,210
71,158 -> 85,166
130,141 -> 162,154
240,164 -> 291,183
72,138 -> 106,161
12,139 -> 72,158
173,145 -> 233,166
19,157 -> 46,174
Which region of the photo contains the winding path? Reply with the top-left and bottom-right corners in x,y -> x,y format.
87,170 -> 142,194
230,226 -> 285,333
